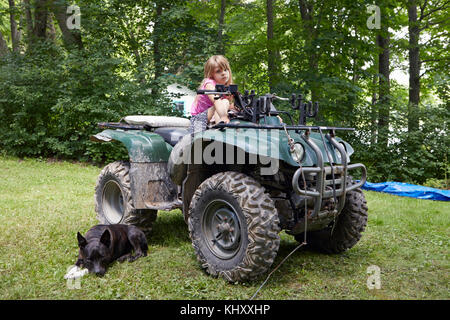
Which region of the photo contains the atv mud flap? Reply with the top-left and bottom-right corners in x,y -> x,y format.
129,162 -> 182,211
292,132 -> 367,218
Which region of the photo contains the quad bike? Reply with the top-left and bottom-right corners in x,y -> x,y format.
90,84 -> 368,282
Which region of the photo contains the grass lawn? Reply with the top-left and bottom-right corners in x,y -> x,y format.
0,156 -> 448,299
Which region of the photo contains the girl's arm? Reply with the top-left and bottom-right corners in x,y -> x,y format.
204,82 -> 217,104
205,82 -> 234,107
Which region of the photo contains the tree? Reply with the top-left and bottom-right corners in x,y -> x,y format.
23,0 -> 34,46
8,0 -> 20,52
298,0 -> 322,101
407,0 -> 450,132
266,0 -> 280,93
408,0 -> 420,132
51,0 -> 83,49
218,0 -> 226,55
153,1 -> 163,80
376,5 -> 391,149
0,30 -> 8,55
33,0 -> 48,39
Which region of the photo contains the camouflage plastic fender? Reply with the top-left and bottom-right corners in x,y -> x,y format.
90,129 -> 172,162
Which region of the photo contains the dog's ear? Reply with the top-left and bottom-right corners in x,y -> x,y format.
77,232 -> 87,248
100,229 -> 111,247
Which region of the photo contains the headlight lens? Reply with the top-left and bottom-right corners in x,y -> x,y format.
291,143 -> 305,163
335,150 -> 341,161
336,142 -> 350,163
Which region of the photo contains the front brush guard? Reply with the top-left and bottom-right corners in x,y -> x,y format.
292,129 -> 367,218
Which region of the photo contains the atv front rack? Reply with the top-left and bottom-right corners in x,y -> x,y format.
211,122 -> 355,132
291,129 -> 367,219
212,122 -> 367,219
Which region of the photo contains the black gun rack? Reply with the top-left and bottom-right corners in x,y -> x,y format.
97,122 -> 151,131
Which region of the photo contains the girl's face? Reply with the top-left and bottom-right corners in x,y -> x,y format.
212,67 -> 229,85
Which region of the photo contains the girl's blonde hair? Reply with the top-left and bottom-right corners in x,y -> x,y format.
202,55 -> 233,86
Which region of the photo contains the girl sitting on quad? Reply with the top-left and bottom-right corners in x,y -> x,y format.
189,55 -> 235,135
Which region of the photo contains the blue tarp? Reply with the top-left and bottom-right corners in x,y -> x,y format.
362,181 -> 450,201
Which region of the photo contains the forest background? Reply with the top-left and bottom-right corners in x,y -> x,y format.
0,0 -> 448,186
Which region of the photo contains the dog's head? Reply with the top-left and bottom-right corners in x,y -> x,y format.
77,230 -> 112,276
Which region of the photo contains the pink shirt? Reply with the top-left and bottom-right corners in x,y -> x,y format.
191,78 -> 216,116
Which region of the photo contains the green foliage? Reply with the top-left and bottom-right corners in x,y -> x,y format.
424,178 -> 449,190
350,98 -> 449,184
0,0 -> 447,183
0,40 -> 174,163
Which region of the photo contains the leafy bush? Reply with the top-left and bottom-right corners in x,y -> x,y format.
0,42 -> 175,163
350,100 -> 449,185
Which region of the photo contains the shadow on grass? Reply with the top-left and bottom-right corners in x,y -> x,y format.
148,210 -> 190,246
244,236 -> 373,289
146,210 -> 372,287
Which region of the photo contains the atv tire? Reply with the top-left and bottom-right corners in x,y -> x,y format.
295,188 -> 368,253
188,172 -> 281,282
95,161 -> 157,235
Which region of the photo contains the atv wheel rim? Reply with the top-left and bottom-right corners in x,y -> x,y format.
102,180 -> 124,224
202,199 -> 242,260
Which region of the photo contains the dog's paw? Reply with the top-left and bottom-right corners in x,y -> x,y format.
118,254 -> 132,263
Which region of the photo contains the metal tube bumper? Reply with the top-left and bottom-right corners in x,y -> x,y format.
291,131 -> 367,218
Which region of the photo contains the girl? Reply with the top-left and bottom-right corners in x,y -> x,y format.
189,55 -> 234,135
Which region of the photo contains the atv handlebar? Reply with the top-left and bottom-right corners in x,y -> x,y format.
196,84 -> 319,125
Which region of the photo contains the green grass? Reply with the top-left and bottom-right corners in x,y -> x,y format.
0,156 -> 448,299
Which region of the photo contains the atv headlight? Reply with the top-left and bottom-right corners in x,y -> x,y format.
335,142 -> 350,163
335,150 -> 341,162
291,143 -> 305,163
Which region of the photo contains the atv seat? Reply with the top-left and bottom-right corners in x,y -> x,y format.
154,127 -> 189,146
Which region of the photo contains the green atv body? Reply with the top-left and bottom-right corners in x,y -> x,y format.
91,86 -> 368,282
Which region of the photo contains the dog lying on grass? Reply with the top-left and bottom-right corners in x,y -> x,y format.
72,224 -> 148,276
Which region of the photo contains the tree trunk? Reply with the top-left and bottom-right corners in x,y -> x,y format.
377,29 -> 390,148
9,0 -> 20,52
370,73 -> 378,145
217,0 -> 226,55
51,0 -> 83,49
22,0 -> 34,47
0,31 -> 9,55
47,12 -> 56,42
33,0 -> 48,39
408,0 -> 420,132
266,0 -> 278,92
153,3 -> 163,80
23,0 -> 34,33
298,0 -> 320,101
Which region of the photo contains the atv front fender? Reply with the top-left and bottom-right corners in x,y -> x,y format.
90,129 -> 172,162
